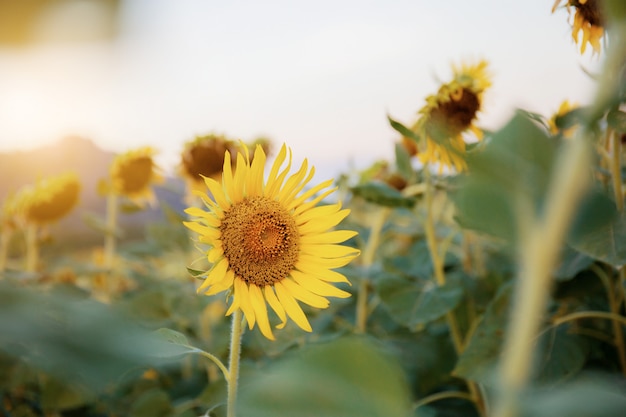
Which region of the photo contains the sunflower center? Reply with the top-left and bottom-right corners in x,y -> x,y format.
183,141 -> 228,179
574,0 -> 603,27
220,196 -> 300,286
117,156 -> 153,193
427,88 -> 480,141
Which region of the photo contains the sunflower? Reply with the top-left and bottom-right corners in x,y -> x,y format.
553,0 -> 605,54
184,143 -> 360,340
20,172 -> 81,225
411,60 -> 491,172
108,147 -> 163,205
180,134 -> 236,190
548,100 -> 580,137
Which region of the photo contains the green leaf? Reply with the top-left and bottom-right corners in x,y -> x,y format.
451,111 -> 557,242
535,327 -> 588,386
129,388 -> 174,417
351,181 -> 417,208
607,109 -> 626,133
522,377 -> 626,417
570,211 -> 626,268
453,285 -> 511,384
395,142 -> 413,180
553,246 -> 594,282
186,267 -> 206,278
388,115 -> 420,143
238,337 -> 411,417
376,274 -> 463,329
154,328 -> 190,346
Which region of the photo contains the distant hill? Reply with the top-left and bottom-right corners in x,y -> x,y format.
0,136 -> 186,247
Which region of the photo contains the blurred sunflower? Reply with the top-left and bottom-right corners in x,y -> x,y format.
184,143 -> 360,340
412,60 -> 491,172
107,147 -> 163,205
21,172 -> 81,225
548,100 -> 580,137
180,134 -> 235,191
553,0 -> 605,54
180,135 -> 272,197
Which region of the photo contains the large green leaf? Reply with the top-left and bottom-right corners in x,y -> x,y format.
351,181 -> 417,208
452,112 -> 557,242
534,327 -> 589,386
376,273 -> 463,329
570,211 -> 626,268
453,285 -> 511,384
238,337 -> 411,417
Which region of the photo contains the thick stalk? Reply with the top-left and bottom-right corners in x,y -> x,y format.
226,309 -> 244,417
25,223 -> 39,273
355,207 -> 390,333
492,135 -> 590,417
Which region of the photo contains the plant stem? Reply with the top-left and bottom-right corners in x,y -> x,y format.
423,168 -> 485,417
492,134 -> 590,417
413,391 -> 474,410
103,192 -> 118,270
355,206 -> 390,333
226,309 -> 244,417
25,223 -> 39,273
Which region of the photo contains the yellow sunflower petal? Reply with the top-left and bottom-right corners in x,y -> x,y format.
184,221 -> 220,239
296,203 -> 342,225
297,254 -> 358,269
197,257 -> 229,293
207,245 -> 223,263
293,186 -> 337,215
299,230 -> 358,244
203,177 -> 231,210
264,286 -> 287,329
291,270 -> 351,298
205,269 -> 236,296
222,150 -> 236,201
297,209 -> 350,235
248,284 -> 274,340
247,146 -> 267,196
301,244 -> 361,259
293,264 -> 351,284
266,144 -> 288,191
281,278 -> 330,309
274,281 -> 312,332
234,278 -> 256,329
232,152 -> 248,203
288,179 -> 334,211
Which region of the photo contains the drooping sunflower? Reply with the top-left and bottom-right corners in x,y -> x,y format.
552,0 -> 605,55
411,60 -> 491,172
107,147 -> 163,205
548,100 -> 580,137
184,143 -> 360,340
20,172 -> 81,225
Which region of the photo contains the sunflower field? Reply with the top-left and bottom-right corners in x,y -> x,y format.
2,1 -> 626,417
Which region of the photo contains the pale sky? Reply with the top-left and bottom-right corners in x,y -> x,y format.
0,0 -> 602,177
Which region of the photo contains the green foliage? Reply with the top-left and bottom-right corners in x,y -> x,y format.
238,337 -> 412,417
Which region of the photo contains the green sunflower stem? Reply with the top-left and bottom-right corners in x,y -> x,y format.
492,134 -> 590,417
356,206 -> 390,333
25,223 -> 39,273
226,309 -> 244,417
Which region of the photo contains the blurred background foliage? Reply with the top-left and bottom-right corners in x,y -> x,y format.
2,1 -> 626,417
